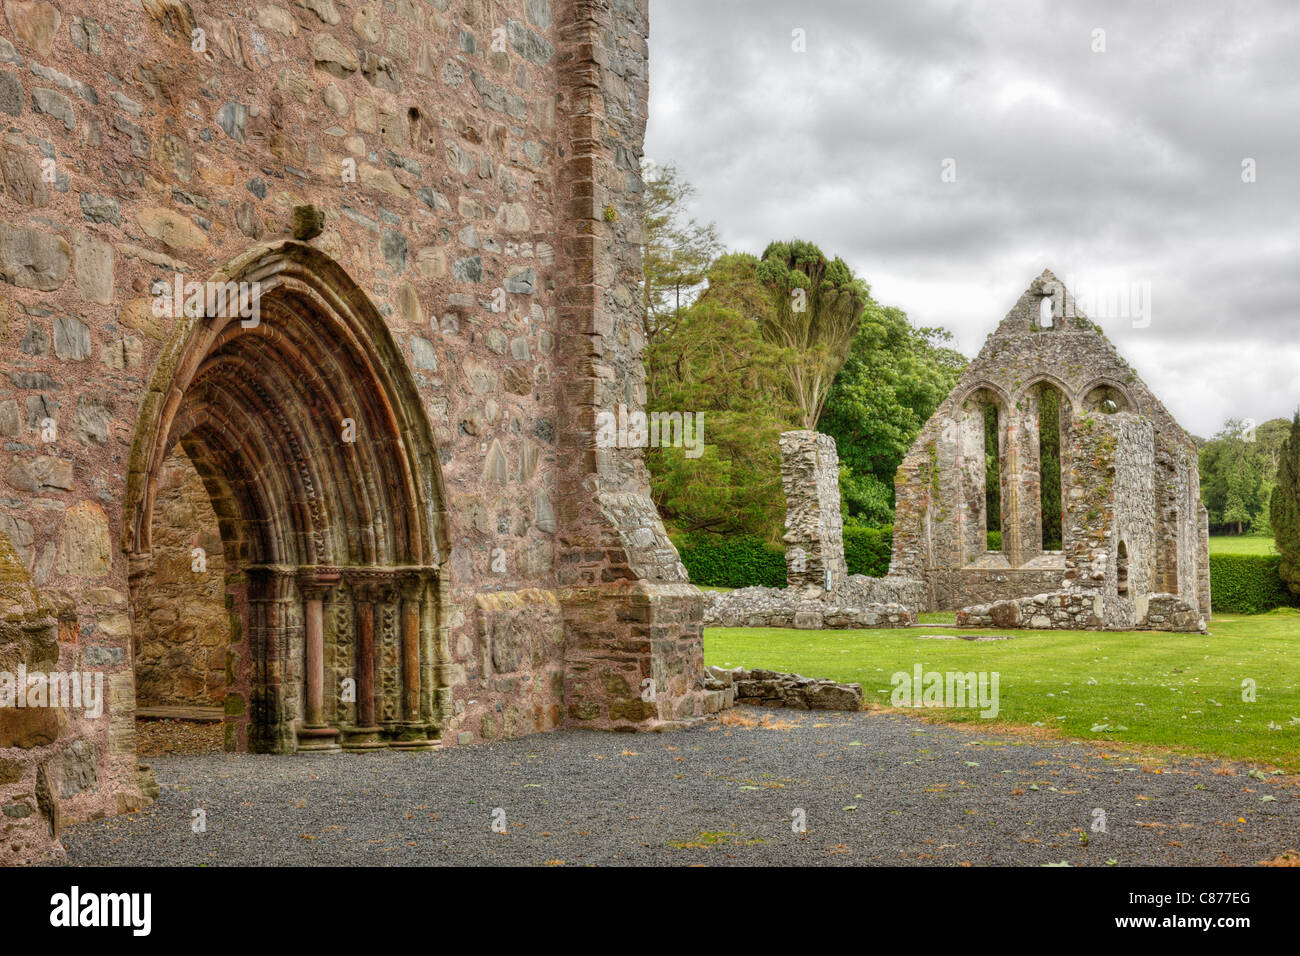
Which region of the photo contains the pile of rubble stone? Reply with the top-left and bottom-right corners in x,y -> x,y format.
703,666 -> 864,711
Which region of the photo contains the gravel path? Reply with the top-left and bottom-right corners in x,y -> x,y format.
61,709 -> 1299,866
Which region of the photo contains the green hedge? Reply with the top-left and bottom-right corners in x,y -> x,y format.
673,526 -> 897,588
671,534 -> 786,589
843,525 -> 893,577
1209,554 -> 1293,614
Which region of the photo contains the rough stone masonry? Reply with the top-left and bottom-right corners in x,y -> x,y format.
0,0 -> 724,864
705,271 -> 1209,639
891,270 -> 1209,632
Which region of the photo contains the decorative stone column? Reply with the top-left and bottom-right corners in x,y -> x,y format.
341,576 -> 385,750
390,571 -> 435,750
1007,398 -> 1044,564
245,566 -> 299,754
296,568 -> 341,752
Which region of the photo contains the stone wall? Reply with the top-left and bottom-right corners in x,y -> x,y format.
0,517 -> 155,865
469,588 -> 564,740
890,270 -> 1209,630
131,446 -> 228,707
708,666 -> 863,711
702,586 -> 914,629
780,430 -> 846,591
0,0 -> 711,853
956,589 -> 1205,633
0,528 -> 62,863
925,567 -> 1067,610
1140,593 -> 1205,632
1059,413 -> 1155,629
956,591 -> 1104,630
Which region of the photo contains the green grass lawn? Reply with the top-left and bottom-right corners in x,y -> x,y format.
705,608 -> 1300,771
1209,535 -> 1278,555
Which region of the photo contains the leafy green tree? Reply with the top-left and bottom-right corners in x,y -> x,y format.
646,294 -> 799,540
819,303 -> 966,524
640,161 -> 722,346
1251,418 -> 1291,534
1271,412 -> 1300,594
1199,417 -> 1288,533
1222,464 -> 1256,536
985,404 -> 1001,546
1039,389 -> 1063,550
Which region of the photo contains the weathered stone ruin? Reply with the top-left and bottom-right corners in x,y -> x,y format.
703,665 -> 864,711
705,271 -> 1209,638
891,270 -> 1210,633
0,0 -> 728,863
702,430 -> 918,628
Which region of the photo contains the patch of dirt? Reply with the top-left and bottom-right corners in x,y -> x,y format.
1259,851 -> 1300,866
135,718 -> 224,756
710,710 -> 802,731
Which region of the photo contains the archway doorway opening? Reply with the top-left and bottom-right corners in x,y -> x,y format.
130,444 -> 233,752
123,242 -> 449,754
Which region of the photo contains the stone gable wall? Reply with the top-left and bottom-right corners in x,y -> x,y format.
890,270 -> 1209,626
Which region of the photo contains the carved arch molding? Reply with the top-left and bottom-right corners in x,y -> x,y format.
123,241 -> 451,752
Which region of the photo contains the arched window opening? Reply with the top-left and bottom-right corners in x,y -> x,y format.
1083,383 -> 1132,415
1117,540 -> 1130,595
1034,293 -> 1055,330
1038,295 -> 1054,329
1038,386 -> 1064,551
984,403 -> 1002,550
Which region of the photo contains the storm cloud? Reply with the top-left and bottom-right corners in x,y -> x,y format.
645,0 -> 1300,436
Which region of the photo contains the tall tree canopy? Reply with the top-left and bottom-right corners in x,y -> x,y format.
1199,417 -> 1290,534
639,163 -> 969,538
640,160 -> 722,346
819,304 -> 966,525
753,240 -> 870,430
1271,412 -> 1300,594
645,292 -> 799,540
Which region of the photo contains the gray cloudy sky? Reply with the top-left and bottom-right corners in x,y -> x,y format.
644,0 -> 1300,437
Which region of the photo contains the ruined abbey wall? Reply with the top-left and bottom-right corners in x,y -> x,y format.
1,0 -> 710,864
892,271 -> 1210,629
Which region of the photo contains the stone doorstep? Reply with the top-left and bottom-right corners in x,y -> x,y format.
134,705 -> 224,722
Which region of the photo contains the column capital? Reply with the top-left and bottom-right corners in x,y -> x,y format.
343,568 -> 397,601
297,566 -> 342,598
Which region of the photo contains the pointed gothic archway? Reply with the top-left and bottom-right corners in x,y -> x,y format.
122,241 -> 451,753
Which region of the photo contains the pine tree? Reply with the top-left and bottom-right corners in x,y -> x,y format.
1271,411 -> 1300,595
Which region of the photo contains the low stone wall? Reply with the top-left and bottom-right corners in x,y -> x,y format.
925,567 -> 1066,612
838,573 -> 926,609
701,586 -> 915,629
706,666 -> 863,711
1,528 -> 155,865
1137,594 -> 1206,633
957,589 -> 1206,633
957,590 -> 1103,629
